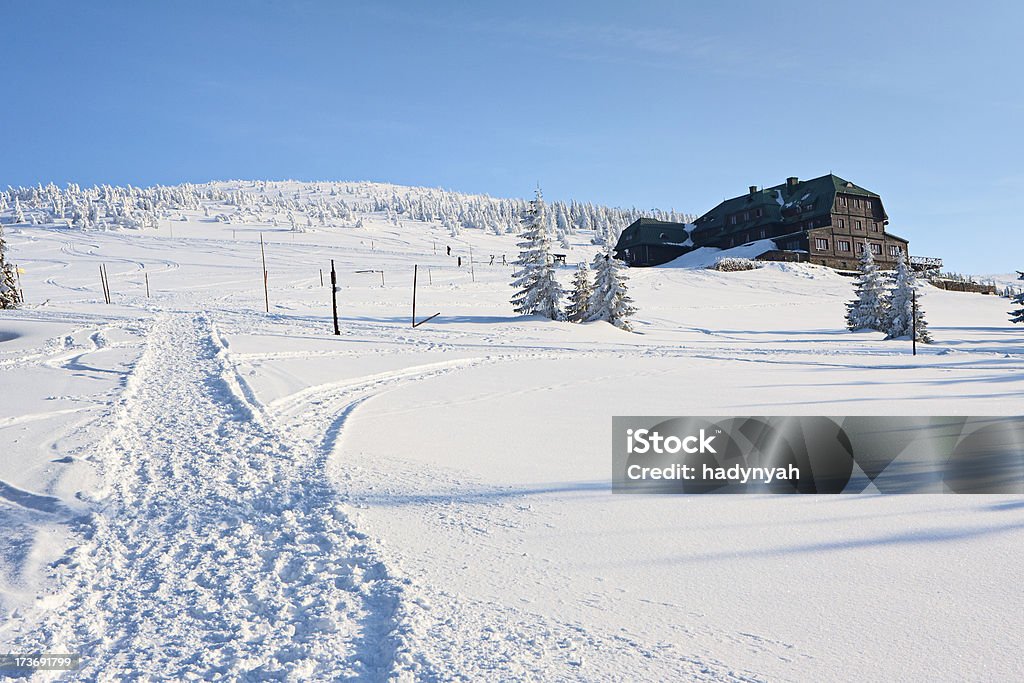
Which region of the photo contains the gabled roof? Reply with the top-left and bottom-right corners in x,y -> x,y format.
615,218 -> 693,249
691,174 -> 884,242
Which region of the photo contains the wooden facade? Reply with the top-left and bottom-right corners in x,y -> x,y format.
615,174 -> 912,270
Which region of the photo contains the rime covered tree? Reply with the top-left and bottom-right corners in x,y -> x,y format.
1010,271 -> 1024,324
566,262 -> 593,323
585,250 -> 635,331
845,243 -> 886,331
883,250 -> 931,342
0,225 -> 20,309
510,188 -> 564,320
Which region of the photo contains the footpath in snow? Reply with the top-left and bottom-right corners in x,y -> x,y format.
9,312 -> 415,680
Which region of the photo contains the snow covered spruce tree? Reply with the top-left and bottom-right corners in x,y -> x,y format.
510,188 -> 564,320
566,262 -> 593,323
883,250 -> 931,342
1009,271 -> 1024,324
585,249 -> 636,331
0,225 -> 20,309
845,242 -> 886,331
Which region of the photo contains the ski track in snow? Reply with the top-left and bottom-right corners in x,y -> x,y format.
258,345 -> 768,681
10,313 -> 417,681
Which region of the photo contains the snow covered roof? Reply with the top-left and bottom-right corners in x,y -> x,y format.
690,174 -> 887,242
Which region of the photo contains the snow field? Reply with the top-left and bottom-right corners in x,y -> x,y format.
0,181 -> 1021,680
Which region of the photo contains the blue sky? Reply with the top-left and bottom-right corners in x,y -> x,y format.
5,1 -> 1022,272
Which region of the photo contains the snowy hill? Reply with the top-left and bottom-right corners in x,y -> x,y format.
0,180 -> 1021,680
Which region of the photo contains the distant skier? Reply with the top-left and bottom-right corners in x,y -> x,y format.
501,254 -> 507,266
446,245 -> 451,256
489,255 -> 495,265
457,256 -> 462,267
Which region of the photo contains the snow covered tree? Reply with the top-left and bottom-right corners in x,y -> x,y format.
1010,271 -> 1024,324
566,262 -> 593,323
585,250 -> 636,331
510,188 -> 564,320
883,250 -> 931,342
845,243 -> 886,331
0,225 -> 20,309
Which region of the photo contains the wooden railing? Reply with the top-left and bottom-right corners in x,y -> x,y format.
910,255 -> 943,270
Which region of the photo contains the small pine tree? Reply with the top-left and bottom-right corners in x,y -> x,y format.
567,262 -> 593,323
0,225 -> 20,309
883,250 -> 931,342
845,243 -> 886,331
585,250 -> 636,331
510,188 -> 564,320
1010,271 -> 1024,324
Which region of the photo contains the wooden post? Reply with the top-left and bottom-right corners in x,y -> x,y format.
145,272 -> 150,298
412,264 -> 418,327
320,269 -> 324,287
912,289 -> 917,356
101,264 -> 111,304
428,267 -> 432,285
380,270 -> 385,287
469,245 -> 475,282
331,259 -> 340,336
260,233 -> 269,313
411,264 -> 440,328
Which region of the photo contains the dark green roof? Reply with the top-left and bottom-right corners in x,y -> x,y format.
616,218 -> 693,250
691,174 -> 885,242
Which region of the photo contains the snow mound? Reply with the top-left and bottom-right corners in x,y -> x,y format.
658,239 -> 778,269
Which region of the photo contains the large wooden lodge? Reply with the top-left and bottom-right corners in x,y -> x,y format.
615,174 -> 933,271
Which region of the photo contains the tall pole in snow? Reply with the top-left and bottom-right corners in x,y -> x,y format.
330,259 -> 340,336
412,264 -> 418,328
260,233 -> 269,313
912,289 -> 917,356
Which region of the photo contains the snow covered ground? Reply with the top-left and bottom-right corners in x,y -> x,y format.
0,182 -> 1022,680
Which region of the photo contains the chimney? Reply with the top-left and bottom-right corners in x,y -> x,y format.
786,176 -> 799,188
748,185 -> 758,195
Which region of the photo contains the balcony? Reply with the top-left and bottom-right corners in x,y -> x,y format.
910,255 -> 943,271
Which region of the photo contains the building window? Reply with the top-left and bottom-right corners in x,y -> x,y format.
755,208 -> 763,217
838,218 -> 846,229
855,220 -> 863,230
858,242 -> 865,253
889,245 -> 901,256
759,228 -> 766,239
743,211 -> 750,221
815,238 -> 829,250
838,240 -> 851,252
840,196 -> 847,206
730,215 -> 737,225
872,222 -> 879,232
870,243 -> 881,254
854,199 -> 860,209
